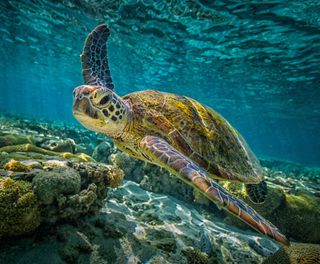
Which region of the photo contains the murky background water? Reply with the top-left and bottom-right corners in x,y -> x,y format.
0,0 -> 320,165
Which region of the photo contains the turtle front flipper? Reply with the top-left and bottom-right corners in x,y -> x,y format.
140,135 -> 289,246
81,24 -> 114,90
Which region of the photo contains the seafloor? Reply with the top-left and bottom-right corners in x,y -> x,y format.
0,115 -> 319,264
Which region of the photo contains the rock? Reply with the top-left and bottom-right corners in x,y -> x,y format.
41,138 -> 76,153
92,142 -> 115,163
262,243 -> 320,264
71,162 -> 124,196
0,179 -> 279,263
43,183 -> 98,223
224,182 -> 320,243
109,151 -> 196,205
4,159 -> 31,172
0,177 -> 40,237
32,166 -> 81,205
109,151 -> 137,177
0,134 -> 32,147
103,181 -> 278,263
28,162 -> 123,224
0,144 -> 95,162
275,193 -> 320,243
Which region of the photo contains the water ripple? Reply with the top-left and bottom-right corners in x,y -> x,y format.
0,0 -> 320,164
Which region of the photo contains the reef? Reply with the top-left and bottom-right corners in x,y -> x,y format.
262,242 -> 320,264
0,115 -> 319,263
222,174 -> 320,244
0,177 -> 40,237
1,159 -> 124,231
0,181 -> 278,263
0,117 -> 124,238
110,149 -> 320,244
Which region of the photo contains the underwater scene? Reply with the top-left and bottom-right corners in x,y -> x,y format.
0,0 -> 320,263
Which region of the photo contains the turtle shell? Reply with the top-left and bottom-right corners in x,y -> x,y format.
122,90 -> 264,184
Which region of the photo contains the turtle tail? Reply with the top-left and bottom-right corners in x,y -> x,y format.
245,180 -> 268,204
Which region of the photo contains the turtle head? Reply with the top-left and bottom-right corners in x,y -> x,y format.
72,85 -> 130,138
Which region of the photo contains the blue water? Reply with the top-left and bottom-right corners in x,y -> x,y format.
0,0 -> 320,165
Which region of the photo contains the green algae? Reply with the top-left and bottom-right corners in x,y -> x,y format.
0,143 -> 95,162
276,193 -> 320,243
225,182 -> 320,243
4,159 -> 31,172
263,242 -> 320,264
0,177 -> 40,237
183,248 -> 209,264
0,134 -> 33,147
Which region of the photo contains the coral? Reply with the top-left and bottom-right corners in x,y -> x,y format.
183,248 -> 209,264
0,154 -> 125,228
109,151 -> 137,176
56,224 -> 94,263
31,162 -> 124,223
225,182 -> 320,243
262,243 -> 320,264
132,225 -> 147,240
3,159 -> 31,172
109,151 -> 196,204
114,236 -> 141,264
107,166 -> 125,188
0,144 -> 94,162
41,138 -> 76,153
275,193 -> 320,243
151,237 -> 177,252
71,162 -> 124,197
146,255 -> 171,264
43,183 -> 98,224
0,134 -> 32,147
0,177 -> 40,237
92,141 -> 115,163
0,179 -> 277,263
32,166 -> 81,205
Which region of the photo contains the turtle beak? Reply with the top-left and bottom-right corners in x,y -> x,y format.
72,86 -> 99,120
73,97 -> 99,120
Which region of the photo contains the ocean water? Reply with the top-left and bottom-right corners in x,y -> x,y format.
0,1 -> 320,263
0,0 -> 319,166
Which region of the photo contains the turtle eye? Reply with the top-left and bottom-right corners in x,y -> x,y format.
99,95 -> 110,105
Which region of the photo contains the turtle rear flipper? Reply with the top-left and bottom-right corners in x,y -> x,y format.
245,181 -> 268,204
140,135 -> 289,246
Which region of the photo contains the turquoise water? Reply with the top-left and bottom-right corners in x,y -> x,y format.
0,0 -> 320,166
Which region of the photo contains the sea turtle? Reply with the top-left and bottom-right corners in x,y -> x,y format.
72,24 -> 289,245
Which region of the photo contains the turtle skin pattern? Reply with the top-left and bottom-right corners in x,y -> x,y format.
73,24 -> 290,246
81,24 -> 114,90
140,136 -> 289,245
121,90 -> 263,184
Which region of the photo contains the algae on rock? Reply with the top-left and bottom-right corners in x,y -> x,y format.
224,182 -> 320,243
0,178 -> 40,237
263,242 -> 320,264
0,143 -> 94,162
32,166 -> 81,205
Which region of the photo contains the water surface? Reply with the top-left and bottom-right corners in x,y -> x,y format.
0,0 -> 320,165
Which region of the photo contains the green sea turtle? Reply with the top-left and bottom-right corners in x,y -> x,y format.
73,24 -> 289,245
